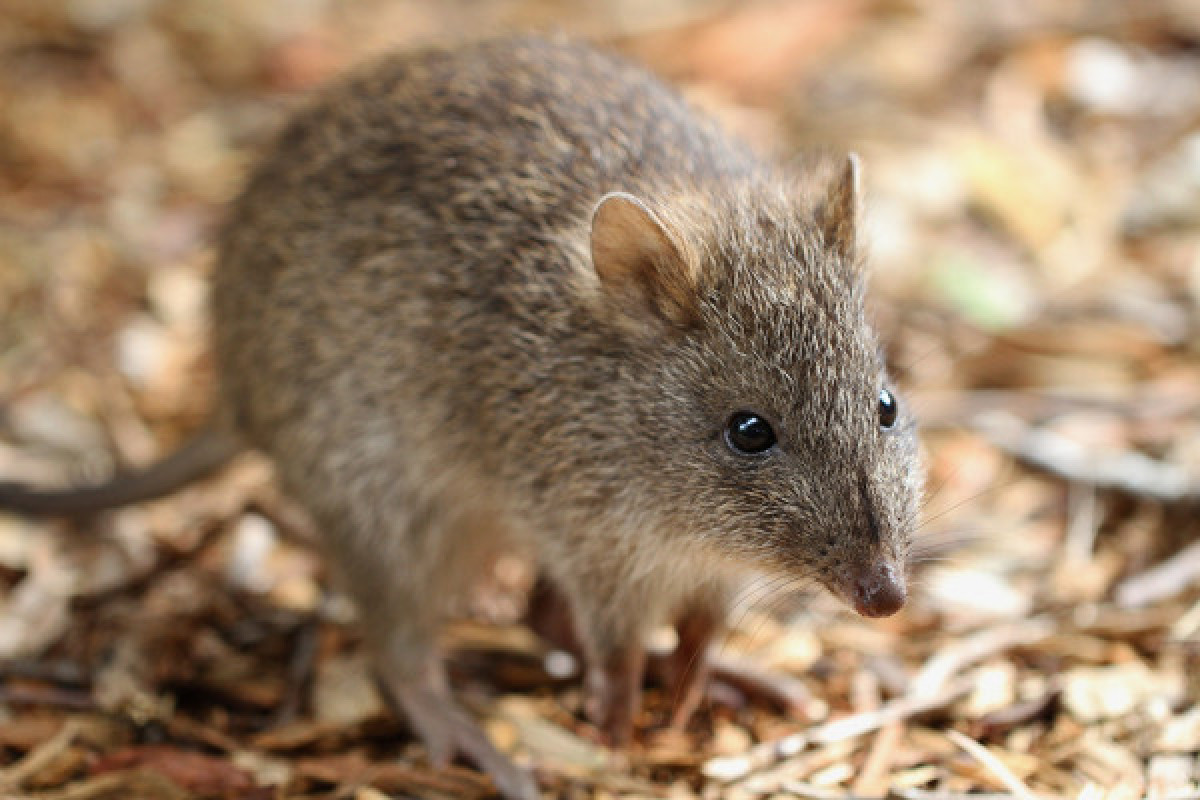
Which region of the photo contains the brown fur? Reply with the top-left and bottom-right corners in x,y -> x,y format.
2,35 -> 922,794
215,36 -> 919,660
216,35 -> 922,748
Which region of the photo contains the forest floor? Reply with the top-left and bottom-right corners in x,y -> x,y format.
0,1 -> 1198,798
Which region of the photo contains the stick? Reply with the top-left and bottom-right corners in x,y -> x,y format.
1114,539 -> 1200,608
702,677 -> 974,783
944,730 -> 1040,800
911,616 -> 1055,699
973,412 -> 1198,506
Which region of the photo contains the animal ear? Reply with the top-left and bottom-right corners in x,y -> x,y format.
590,192 -> 698,326
815,153 -> 861,260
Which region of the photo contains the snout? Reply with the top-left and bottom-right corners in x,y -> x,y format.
845,561 -> 907,618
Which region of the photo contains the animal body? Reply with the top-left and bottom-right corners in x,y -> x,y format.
0,36 -> 922,799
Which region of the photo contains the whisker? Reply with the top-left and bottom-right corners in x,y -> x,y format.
717,571 -> 802,664
916,469 -> 1023,531
725,572 -> 794,635
910,528 -> 984,562
742,577 -> 810,656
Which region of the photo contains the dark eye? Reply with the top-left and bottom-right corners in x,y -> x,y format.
726,411 -> 776,455
878,388 -> 898,430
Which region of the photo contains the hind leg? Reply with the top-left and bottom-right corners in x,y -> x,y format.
306,489 -> 538,800
375,656 -> 537,800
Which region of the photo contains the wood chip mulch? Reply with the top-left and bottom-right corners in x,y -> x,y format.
1,1 -> 1198,798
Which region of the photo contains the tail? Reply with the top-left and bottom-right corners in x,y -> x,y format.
0,430 -> 242,516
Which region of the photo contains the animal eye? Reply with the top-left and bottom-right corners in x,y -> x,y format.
878,388 -> 898,430
725,412 -> 776,455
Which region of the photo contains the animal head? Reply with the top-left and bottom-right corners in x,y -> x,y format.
588,156 -> 920,616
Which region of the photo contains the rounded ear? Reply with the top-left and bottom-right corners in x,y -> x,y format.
815,153 -> 861,260
590,192 -> 699,326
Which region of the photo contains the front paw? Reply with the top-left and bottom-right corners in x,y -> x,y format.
583,643 -> 647,746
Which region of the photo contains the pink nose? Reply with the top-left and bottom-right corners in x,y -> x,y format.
851,562 -> 907,618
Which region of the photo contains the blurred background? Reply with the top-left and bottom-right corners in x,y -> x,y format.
0,1 -> 1197,798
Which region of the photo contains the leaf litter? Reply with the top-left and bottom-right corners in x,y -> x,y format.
0,1 -> 1198,798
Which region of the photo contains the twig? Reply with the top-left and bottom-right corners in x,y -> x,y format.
945,730 -> 1040,800
1063,484 -> 1098,567
0,684 -> 97,711
910,389 -> 1200,430
891,791 -> 1031,800
702,730 -> 809,782
0,658 -> 89,687
3,769 -> 189,800
977,684 -> 1061,737
737,739 -> 858,795
811,677 -> 974,744
911,616 -> 1056,699
708,650 -> 815,715
1171,597 -> 1200,641
973,412 -> 1199,506
852,722 -> 904,797
780,781 -> 872,799
0,718 -> 80,791
1114,539 -> 1200,609
703,677 -> 974,782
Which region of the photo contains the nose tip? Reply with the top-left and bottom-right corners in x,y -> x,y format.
852,562 -> 907,618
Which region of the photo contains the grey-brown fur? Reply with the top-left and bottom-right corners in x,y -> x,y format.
1,35 -> 922,798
